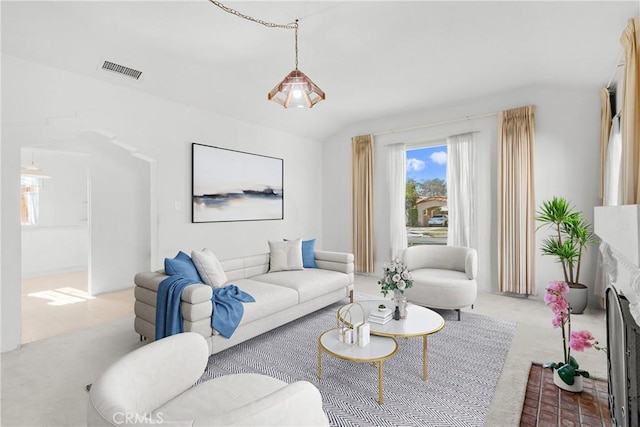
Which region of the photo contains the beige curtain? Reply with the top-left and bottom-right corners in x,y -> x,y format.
498,106 -> 536,295
352,135 -> 375,273
620,17 -> 640,204
599,88 -> 612,203
597,89 -> 613,309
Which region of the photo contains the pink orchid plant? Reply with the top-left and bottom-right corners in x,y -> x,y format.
543,280 -> 603,386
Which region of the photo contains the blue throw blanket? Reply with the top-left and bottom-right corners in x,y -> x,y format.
155,275 -> 197,340
156,277 -> 255,340
212,285 -> 255,338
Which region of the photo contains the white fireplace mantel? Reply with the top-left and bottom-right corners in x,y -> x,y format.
594,205 -> 640,324
594,205 -> 640,268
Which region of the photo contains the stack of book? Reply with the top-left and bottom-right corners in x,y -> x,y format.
368,308 -> 392,325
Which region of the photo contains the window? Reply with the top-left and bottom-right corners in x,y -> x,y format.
406,145 -> 448,245
21,176 -> 41,225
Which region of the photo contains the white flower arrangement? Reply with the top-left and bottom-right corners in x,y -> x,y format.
378,259 -> 414,297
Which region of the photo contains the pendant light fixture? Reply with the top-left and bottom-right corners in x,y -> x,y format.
21,149 -> 51,180
209,1 -> 325,109
267,20 -> 325,108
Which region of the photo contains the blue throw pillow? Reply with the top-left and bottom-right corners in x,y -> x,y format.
283,238 -> 317,268
165,251 -> 202,282
301,239 -> 317,268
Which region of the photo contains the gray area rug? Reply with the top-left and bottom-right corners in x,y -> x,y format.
199,298 -> 516,427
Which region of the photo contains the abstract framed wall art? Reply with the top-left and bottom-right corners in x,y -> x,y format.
192,143 -> 284,223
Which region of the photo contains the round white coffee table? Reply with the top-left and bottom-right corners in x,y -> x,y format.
340,300 -> 445,381
317,328 -> 398,404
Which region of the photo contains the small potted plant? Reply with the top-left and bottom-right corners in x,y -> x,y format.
536,197 -> 597,313
543,281 -> 604,392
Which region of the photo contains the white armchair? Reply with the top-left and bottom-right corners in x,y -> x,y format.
87,332 -> 328,426
402,245 -> 478,320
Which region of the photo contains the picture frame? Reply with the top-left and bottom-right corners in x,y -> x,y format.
192,143 -> 284,223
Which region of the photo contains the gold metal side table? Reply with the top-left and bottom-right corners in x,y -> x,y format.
339,300 -> 445,381
317,328 -> 398,404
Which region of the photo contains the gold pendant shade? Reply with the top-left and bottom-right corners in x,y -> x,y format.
268,69 -> 325,109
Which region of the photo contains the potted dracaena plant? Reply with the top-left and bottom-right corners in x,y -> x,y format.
536,197 -> 597,314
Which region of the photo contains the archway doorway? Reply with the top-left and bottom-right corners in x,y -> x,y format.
20,132 -> 156,343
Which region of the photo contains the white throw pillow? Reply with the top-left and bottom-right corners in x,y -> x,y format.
191,249 -> 228,288
269,239 -> 304,272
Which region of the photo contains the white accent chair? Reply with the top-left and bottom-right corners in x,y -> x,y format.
402,245 -> 478,320
87,332 -> 329,426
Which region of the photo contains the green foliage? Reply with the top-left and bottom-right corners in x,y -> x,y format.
557,363 -> 577,385
540,238 -> 579,265
555,356 -> 585,385
536,196 -> 597,286
536,197 -> 575,226
406,179 -> 419,212
408,208 -> 418,227
546,356 -> 589,386
418,178 -> 447,197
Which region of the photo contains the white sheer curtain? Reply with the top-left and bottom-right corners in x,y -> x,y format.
388,143 -> 407,260
596,115 -> 623,302
446,133 -> 476,248
604,115 -> 623,206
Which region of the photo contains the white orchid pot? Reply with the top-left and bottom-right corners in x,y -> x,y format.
553,369 -> 584,393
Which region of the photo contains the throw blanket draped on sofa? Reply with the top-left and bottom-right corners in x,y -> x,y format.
212,286 -> 255,338
156,276 -> 254,340
155,276 -> 195,340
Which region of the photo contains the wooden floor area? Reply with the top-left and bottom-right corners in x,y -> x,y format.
520,363 -> 611,427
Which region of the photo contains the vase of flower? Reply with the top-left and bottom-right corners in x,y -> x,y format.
378,259 -> 414,298
394,289 -> 408,319
553,369 -> 584,393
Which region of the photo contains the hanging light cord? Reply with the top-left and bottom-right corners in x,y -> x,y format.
208,0 -> 299,70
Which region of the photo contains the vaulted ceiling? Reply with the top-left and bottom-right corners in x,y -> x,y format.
2,1 -> 638,141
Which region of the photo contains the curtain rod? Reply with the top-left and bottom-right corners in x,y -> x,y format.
385,131 -> 481,147
607,51 -> 625,89
373,112 -> 498,136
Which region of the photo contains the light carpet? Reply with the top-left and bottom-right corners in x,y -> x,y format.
199,299 -> 516,427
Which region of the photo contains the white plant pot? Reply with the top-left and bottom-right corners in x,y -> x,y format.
553,369 -> 584,393
565,284 -> 588,314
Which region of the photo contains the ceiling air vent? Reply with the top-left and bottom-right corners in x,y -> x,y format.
101,60 -> 142,80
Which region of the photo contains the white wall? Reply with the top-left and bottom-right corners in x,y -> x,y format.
22,227 -> 88,277
322,85 -> 600,304
1,134 -> 22,353
88,142 -> 151,295
1,54 -> 323,351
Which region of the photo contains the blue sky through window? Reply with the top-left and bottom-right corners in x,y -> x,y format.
406,145 -> 447,181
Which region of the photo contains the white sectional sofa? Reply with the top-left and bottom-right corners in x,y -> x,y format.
134,250 -> 354,355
